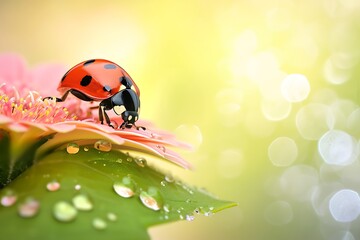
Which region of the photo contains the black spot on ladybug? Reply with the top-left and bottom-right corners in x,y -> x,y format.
83,59 -> 96,66
80,75 -> 92,86
104,64 -> 117,69
120,76 -> 133,88
103,85 -> 111,92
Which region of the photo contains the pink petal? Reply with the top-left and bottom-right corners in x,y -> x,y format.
0,115 -> 13,124
0,53 -> 27,88
48,123 -> 77,133
28,63 -> 67,96
8,123 -> 28,132
119,139 -> 192,169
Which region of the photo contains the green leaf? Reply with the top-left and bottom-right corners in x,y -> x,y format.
0,145 -> 237,240
0,128 -> 53,188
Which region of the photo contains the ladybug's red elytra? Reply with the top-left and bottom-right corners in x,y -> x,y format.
45,59 -> 145,130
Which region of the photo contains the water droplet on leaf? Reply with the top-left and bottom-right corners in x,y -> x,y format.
1,191 -> 17,207
134,157 -> 147,167
165,175 -> 174,183
67,142 -> 79,154
94,140 -> 112,152
186,214 -> 195,221
113,176 -> 136,198
72,194 -> 93,211
53,201 -> 78,222
107,212 -> 117,221
18,198 -> 40,218
163,204 -> 171,213
74,184 -> 81,191
84,146 -> 89,152
92,217 -> 107,230
46,181 -> 61,192
140,187 -> 163,211
204,211 -> 213,217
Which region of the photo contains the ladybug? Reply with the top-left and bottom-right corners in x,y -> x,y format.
46,59 -> 145,130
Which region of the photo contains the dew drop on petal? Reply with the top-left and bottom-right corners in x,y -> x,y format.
156,145 -> 166,153
72,194 -> 93,211
53,201 -> 78,222
134,157 -> 147,167
18,198 -> 40,218
329,189 -> 360,222
113,176 -> 136,198
281,74 -> 310,102
92,217 -> 107,230
140,187 -> 163,211
268,137 -> 298,167
46,181 -> 61,192
94,140 -> 112,152
1,191 -> 17,207
107,212 -> 117,222
318,130 -> 358,166
67,142 -> 79,154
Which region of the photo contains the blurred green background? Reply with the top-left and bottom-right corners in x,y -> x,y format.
1,0 -> 360,239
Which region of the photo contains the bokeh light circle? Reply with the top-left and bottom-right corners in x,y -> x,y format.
268,137 -> 298,167
175,124 -> 203,150
281,74 -> 310,103
323,58 -> 351,85
264,201 -> 293,226
280,165 -> 318,201
296,103 -> 335,140
318,130 -> 358,166
261,96 -> 292,121
347,108 -> 360,137
217,149 -> 244,179
329,189 -> 360,223
215,88 -> 243,127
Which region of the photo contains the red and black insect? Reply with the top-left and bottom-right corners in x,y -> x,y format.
45,59 -> 145,130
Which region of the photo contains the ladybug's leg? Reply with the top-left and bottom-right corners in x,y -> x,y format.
98,105 -> 114,128
43,90 -> 70,102
119,121 -> 127,129
133,123 -> 146,131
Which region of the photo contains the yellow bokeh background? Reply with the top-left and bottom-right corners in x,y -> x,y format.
2,0 -> 360,239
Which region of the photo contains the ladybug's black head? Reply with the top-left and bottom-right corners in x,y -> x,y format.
121,111 -> 138,125
110,89 -> 140,128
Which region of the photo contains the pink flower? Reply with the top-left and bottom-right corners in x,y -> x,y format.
0,53 -> 192,187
